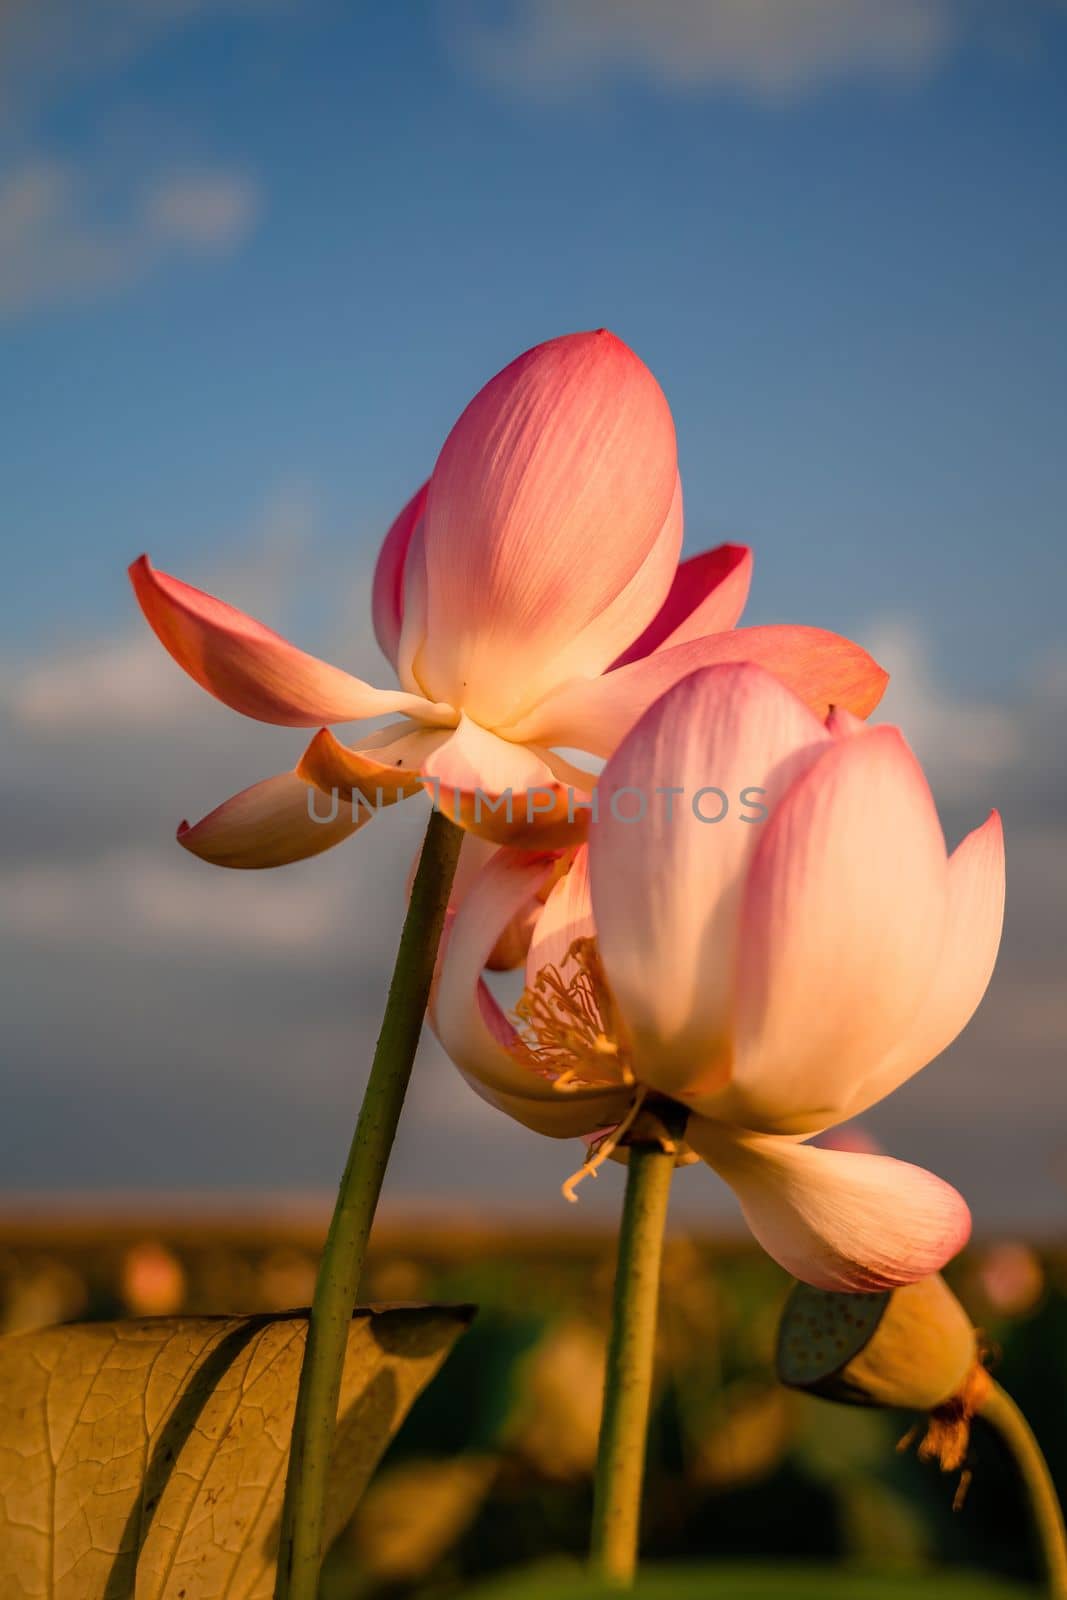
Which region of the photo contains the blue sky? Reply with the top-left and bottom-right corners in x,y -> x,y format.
2,1 -> 1065,1223
5,1 -> 1066,679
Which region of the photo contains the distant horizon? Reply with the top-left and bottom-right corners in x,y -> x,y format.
0,1186 -> 1061,1246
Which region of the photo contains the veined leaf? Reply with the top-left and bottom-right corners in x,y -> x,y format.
0,1304 -> 472,1599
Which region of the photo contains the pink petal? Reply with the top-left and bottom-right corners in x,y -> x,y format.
689,1123 -> 972,1290
813,1122 -> 884,1156
588,664 -> 830,1102
177,772 -> 366,869
487,899 -> 544,971
425,717 -> 559,794
371,482 -> 428,670
130,556 -> 448,727
724,726 -> 949,1134
394,514 -> 432,697
611,544 -> 752,668
841,809 -> 1005,1120
422,718 -> 593,846
440,834 -> 556,971
524,844 -> 595,988
415,330 -> 678,726
509,624 -> 888,756
431,847 -> 630,1136
524,472 -> 684,693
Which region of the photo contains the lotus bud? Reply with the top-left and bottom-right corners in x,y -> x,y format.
777,1275 -> 989,1476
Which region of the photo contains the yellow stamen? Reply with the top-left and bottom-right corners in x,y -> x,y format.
561,1088 -> 649,1204
513,936 -> 630,1090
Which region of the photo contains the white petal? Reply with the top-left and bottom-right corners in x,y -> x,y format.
722,726 -> 949,1134
589,664 -> 830,1102
841,809 -> 1005,1120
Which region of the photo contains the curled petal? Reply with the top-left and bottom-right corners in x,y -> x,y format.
297,723 -> 445,807
423,719 -> 595,846
455,1068 -> 628,1137
508,625 -> 888,756
722,726 -> 948,1133
416,330 -> 678,725
825,703 -> 867,739
589,664 -> 829,1102
177,772 -> 366,869
439,834 -> 555,970
842,809 -> 1005,1120
437,783 -> 578,849
425,716 -> 558,795
130,555 -> 448,727
487,899 -> 543,971
611,544 -> 752,668
431,848 -> 629,1135
690,1122 -> 972,1291
372,482 -> 428,669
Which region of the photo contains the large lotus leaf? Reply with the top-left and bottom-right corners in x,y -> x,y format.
0,1304 -> 472,1598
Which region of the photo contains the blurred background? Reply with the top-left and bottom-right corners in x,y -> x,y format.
1,1208 -> 1063,1594
1,1 -> 1065,1590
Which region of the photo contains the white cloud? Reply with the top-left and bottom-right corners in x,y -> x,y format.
3,546 -> 1066,1216
0,158 -> 261,316
1028,643 -> 1067,704
5,485 -> 315,731
454,0 -> 957,99
0,485 -> 412,968
1,847 -> 351,957
0,1 -> 281,319
864,617 -> 1020,803
146,170 -> 262,251
0,484 -> 417,964
9,629 -> 199,728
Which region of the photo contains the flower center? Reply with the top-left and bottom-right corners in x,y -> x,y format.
513,936 -> 632,1090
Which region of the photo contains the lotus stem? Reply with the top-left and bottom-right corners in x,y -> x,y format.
276,806 -> 464,1600
979,1379 -> 1067,1598
590,1132 -> 676,1587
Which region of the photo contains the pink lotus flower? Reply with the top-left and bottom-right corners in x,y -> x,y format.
431,663 -> 1005,1291
130,331 -> 887,868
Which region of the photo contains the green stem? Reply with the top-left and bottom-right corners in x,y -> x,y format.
979,1379 -> 1067,1598
276,806 -> 463,1600
590,1138 -> 676,1588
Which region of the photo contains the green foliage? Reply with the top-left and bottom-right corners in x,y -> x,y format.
469,1560 -> 1039,1599
3,1225 -> 1064,1596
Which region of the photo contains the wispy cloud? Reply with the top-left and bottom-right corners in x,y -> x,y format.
3,513 -> 1066,1214
0,494 -> 482,1193
1,847 -> 351,958
0,159 -> 261,316
0,1 -> 282,317
7,487 -> 315,729
0,0 -> 288,121
865,618 -> 1020,804
451,0 -> 958,100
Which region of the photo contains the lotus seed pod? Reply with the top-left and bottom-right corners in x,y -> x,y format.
777,1274 -> 979,1412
